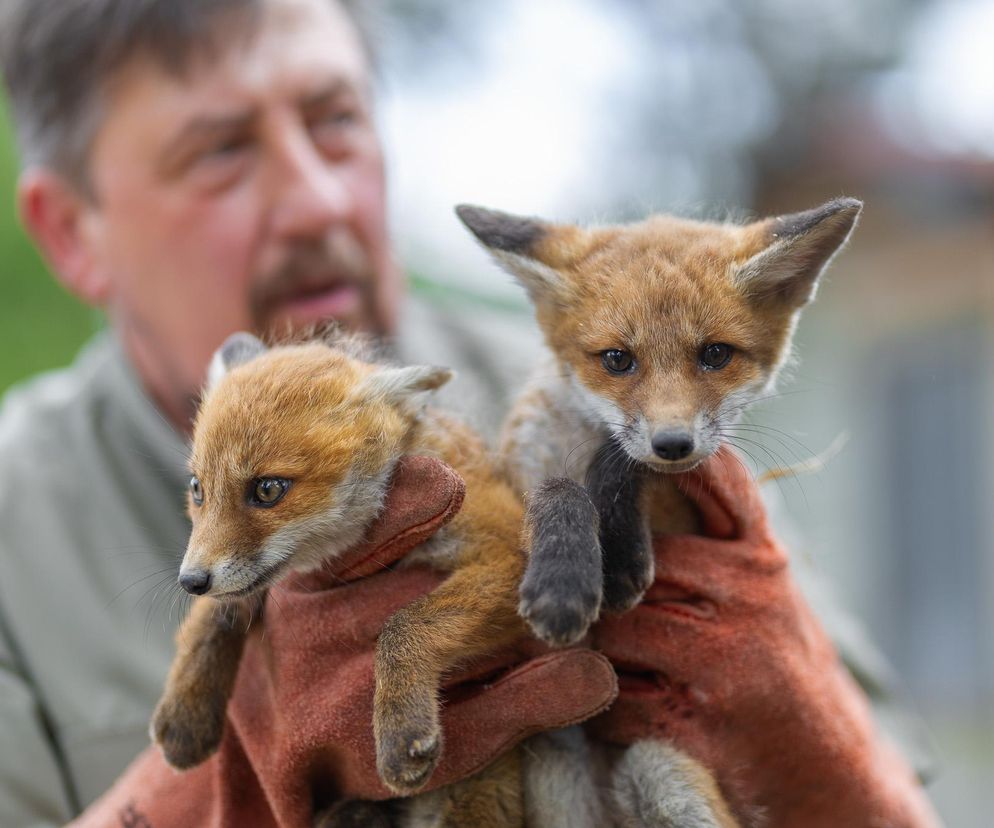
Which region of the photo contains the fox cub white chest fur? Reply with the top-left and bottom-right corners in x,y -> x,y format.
457,196 -> 862,828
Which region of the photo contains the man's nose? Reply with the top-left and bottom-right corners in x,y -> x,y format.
270,133 -> 354,239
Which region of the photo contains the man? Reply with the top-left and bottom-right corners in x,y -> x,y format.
0,0 -> 938,825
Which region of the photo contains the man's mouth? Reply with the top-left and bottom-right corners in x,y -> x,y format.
274,280 -> 363,324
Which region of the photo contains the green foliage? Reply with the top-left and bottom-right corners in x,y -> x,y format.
0,97 -> 99,396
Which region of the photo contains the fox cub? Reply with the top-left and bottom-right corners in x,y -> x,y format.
150,333 -> 530,822
458,196 -> 862,827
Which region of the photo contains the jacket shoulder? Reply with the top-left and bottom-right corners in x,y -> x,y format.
0,339 -> 115,483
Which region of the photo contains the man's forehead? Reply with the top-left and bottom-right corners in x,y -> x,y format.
225,0 -> 368,95
104,0 -> 367,126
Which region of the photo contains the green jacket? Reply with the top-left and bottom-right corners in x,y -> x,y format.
0,295 -> 933,826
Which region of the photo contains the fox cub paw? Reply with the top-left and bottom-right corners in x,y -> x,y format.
375,702 -> 441,795
519,564 -> 602,647
601,544 -> 654,614
520,477 -> 603,646
150,691 -> 225,770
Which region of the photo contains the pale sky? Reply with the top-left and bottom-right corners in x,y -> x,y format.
380,0 -> 643,298
377,0 -> 994,297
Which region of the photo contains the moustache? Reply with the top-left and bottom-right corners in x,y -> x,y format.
250,234 -> 375,321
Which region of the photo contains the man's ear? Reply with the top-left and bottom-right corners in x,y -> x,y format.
359,364 -> 454,407
735,197 -> 863,308
455,204 -> 590,306
17,169 -> 110,305
206,332 -> 268,390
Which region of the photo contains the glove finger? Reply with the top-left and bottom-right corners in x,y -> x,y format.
650,533 -> 787,594
670,446 -> 765,540
282,456 -> 466,590
427,650 -> 618,789
267,566 -> 446,653
353,456 -> 466,575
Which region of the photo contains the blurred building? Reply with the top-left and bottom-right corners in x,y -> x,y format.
753,95 -> 994,825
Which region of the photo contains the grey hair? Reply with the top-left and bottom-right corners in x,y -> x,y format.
0,0 -> 376,196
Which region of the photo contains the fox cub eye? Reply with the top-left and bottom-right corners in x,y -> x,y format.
700,343 -> 734,370
602,349 -> 636,375
189,476 -> 204,506
250,478 -> 290,507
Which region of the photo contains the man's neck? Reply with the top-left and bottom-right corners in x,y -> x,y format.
117,324 -> 196,437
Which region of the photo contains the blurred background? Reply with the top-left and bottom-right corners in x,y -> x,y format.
2,0 -> 991,823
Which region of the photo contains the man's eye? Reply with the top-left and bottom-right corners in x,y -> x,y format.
700,343 -> 734,370
319,108 -> 358,127
206,135 -> 251,158
601,349 -> 636,375
189,476 -> 204,506
249,478 -> 291,507
311,110 -> 362,155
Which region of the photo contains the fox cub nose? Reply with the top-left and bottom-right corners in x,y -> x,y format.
179,569 -> 212,595
652,431 -> 695,461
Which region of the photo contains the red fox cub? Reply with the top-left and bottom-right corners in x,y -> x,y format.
457,197 -> 862,827
150,332 -> 530,824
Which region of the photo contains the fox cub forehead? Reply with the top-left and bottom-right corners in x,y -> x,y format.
206,344 -> 367,416
456,199 -> 861,374
191,337 -> 452,480
456,198 -> 861,318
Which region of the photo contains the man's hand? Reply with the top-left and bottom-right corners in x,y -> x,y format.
72,456 -> 617,828
587,446 -> 941,828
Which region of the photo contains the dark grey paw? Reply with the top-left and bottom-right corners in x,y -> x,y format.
151,693 -> 225,770
586,438 -> 653,613
375,709 -> 441,795
601,548 -> 653,613
520,477 -> 603,646
519,565 -> 602,646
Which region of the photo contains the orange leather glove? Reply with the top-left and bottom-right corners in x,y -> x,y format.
587,446 -> 941,827
73,456 -> 617,828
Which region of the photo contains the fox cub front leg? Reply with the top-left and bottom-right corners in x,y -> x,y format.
519,438 -> 651,645
585,438 -> 653,613
374,607 -> 443,796
151,596 -> 256,769
518,478 -> 603,646
374,559 -> 524,795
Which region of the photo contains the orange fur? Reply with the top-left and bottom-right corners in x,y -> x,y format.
152,335 -> 528,827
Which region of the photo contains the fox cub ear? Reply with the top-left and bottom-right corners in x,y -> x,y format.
360,365 -> 454,406
207,332 -> 268,390
456,204 -> 565,302
736,197 -> 862,308
455,205 -> 548,256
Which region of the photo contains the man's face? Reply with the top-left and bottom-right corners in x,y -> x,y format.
79,0 -> 395,424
